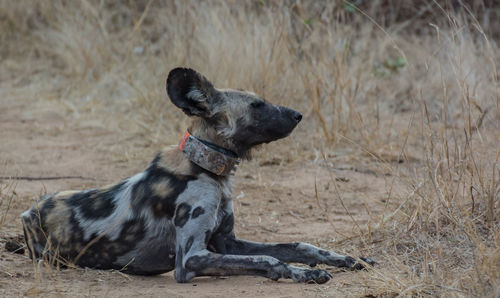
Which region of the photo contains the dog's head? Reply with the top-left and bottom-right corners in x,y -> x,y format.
166,68 -> 302,158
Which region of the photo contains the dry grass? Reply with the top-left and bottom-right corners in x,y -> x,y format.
1,0 -> 500,296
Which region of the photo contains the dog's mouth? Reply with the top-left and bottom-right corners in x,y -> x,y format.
231,108 -> 302,151
261,108 -> 302,143
263,127 -> 297,143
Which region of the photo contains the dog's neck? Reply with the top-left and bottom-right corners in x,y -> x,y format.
178,130 -> 240,176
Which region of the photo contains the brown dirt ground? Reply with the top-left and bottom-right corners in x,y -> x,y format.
0,99 -> 391,297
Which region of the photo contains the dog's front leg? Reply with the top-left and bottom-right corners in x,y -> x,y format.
172,203 -> 332,283
182,250 -> 332,283
221,237 -> 375,270
175,232 -> 332,283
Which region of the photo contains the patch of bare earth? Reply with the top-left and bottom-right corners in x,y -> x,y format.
0,96 -> 388,297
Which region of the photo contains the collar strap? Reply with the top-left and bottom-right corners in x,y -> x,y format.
178,131 -> 240,176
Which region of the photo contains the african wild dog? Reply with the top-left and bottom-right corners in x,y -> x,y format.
22,68 -> 375,283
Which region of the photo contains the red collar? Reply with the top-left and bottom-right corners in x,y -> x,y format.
178,131 -> 240,176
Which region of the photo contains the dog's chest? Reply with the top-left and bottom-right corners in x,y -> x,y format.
172,174 -> 232,219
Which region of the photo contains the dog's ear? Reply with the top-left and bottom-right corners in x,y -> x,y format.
166,68 -> 219,118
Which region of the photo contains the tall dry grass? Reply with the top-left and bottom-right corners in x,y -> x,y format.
1,0 -> 499,296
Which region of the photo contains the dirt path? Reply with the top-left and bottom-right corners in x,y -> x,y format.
0,99 -> 388,297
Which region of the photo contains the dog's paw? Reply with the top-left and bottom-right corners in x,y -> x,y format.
293,269 -> 331,284
345,256 -> 376,270
360,257 -> 376,267
307,269 -> 332,284
291,268 -> 331,284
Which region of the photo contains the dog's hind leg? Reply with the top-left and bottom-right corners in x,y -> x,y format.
219,237 -> 375,270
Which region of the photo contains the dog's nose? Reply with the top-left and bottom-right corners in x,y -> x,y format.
293,111 -> 302,123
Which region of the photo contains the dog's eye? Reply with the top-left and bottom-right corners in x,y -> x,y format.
250,101 -> 265,109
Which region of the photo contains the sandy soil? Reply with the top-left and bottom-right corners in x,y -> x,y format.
0,99 -> 389,297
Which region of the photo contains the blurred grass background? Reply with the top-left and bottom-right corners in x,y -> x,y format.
1,0 -> 500,296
